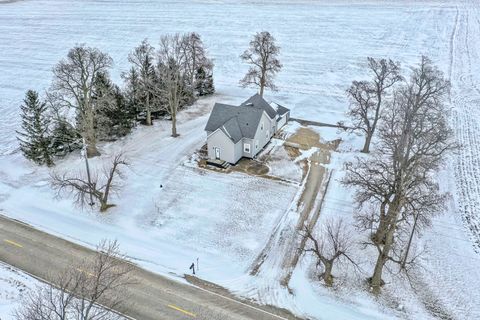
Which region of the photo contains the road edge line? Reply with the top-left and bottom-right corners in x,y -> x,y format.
0,261 -> 137,320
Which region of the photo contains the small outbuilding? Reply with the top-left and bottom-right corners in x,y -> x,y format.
204,94 -> 290,164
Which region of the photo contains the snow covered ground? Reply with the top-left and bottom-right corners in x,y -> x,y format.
0,263 -> 33,319
0,262 -> 126,320
1,0 -> 480,319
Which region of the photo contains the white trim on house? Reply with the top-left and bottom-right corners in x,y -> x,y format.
206,127 -> 223,139
221,125 -> 232,139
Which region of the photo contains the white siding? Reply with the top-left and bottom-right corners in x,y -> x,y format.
207,129 -> 241,164
250,112 -> 275,157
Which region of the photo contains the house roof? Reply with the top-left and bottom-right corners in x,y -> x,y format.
220,117 -> 243,143
205,94 -> 290,143
270,102 -> 290,116
240,93 -> 277,119
205,103 -> 263,142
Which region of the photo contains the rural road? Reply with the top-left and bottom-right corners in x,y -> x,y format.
0,214 -> 300,320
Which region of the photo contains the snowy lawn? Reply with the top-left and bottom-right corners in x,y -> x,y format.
0,97 -> 298,283
0,263 -> 32,319
264,142 -> 304,184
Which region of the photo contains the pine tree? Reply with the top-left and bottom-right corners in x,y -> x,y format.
51,118 -> 82,156
16,90 -> 54,166
195,66 -> 215,96
127,39 -> 157,125
123,67 -> 142,119
93,73 -> 134,140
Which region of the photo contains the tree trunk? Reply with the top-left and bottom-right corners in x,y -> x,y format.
146,94 -> 152,126
86,143 -> 99,158
323,262 -> 334,287
401,213 -> 418,269
191,53 -> 196,90
85,105 -> 100,158
371,216 -> 396,294
259,68 -> 266,97
99,199 -> 112,212
85,129 -> 99,158
361,131 -> 373,153
171,113 -> 178,137
370,249 -> 386,294
372,200 -> 388,244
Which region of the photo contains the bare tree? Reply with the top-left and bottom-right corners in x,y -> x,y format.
51,153 -> 129,212
344,58 -> 402,153
127,39 -> 156,126
240,31 -> 282,97
14,240 -> 133,320
72,240 -> 133,319
343,56 -> 456,294
301,219 -> 357,287
14,272 -> 75,320
51,45 -> 113,157
157,34 -> 190,137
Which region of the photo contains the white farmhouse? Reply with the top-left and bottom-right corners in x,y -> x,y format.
204,94 -> 290,164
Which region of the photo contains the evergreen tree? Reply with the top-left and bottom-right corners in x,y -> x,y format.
127,39 -> 157,125
195,66 -> 215,96
123,67 -> 142,119
16,90 -> 54,166
93,72 -> 135,140
50,118 -> 82,156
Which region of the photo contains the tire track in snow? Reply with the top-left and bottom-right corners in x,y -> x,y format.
447,5 -> 459,83
450,0 -> 480,252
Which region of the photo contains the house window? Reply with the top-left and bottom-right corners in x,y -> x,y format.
266,130 -> 270,138
244,143 -> 251,153
261,122 -> 264,131
255,140 -> 259,150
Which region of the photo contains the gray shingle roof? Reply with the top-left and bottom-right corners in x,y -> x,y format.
240,93 -> 277,119
205,94 -> 290,143
205,102 -> 263,142
270,102 -> 290,116
220,117 -> 243,143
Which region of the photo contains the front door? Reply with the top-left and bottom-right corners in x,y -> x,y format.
214,147 -> 220,159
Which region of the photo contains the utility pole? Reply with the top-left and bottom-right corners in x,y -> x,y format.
401,212 -> 419,269
82,138 -> 95,206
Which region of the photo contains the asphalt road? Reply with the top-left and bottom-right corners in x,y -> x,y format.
0,214 -> 300,320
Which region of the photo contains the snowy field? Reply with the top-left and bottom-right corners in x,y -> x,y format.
1,0 -> 480,319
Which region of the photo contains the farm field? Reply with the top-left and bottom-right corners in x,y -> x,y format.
1,0 -> 480,319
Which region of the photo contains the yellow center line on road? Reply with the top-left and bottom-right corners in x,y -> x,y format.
76,268 -> 95,277
167,304 -> 196,317
3,239 -> 23,248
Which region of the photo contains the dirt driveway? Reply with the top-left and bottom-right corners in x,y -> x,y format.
250,126 -> 340,288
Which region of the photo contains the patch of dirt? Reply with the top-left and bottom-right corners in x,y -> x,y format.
285,127 -> 341,152
246,161 -> 269,175
232,158 -> 270,176
285,127 -> 321,149
284,145 -> 301,159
